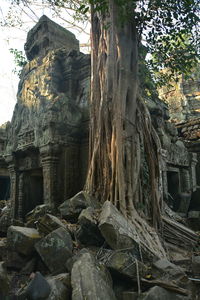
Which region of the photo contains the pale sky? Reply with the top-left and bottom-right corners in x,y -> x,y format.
0,0 -> 90,126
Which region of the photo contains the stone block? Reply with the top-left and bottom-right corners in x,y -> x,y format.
7,226 -> 41,256
0,238 -> 7,260
47,273 -> 71,300
76,207 -> 104,246
122,291 -> 138,300
192,256 -> 200,275
188,210 -> 200,218
103,250 -> 148,279
36,213 -> 66,235
3,250 -> 29,270
59,191 -> 98,223
16,271 -> 51,300
35,227 -> 73,274
99,201 -> 140,253
26,204 -> 52,228
141,286 -> 186,300
71,251 -> 116,300
0,262 -> 10,298
153,259 -> 185,278
0,209 -> 11,235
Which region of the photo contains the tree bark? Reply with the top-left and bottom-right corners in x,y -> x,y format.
86,0 -> 165,257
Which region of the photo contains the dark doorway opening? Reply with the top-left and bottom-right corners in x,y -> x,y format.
0,176 -> 10,200
23,170 -> 43,218
167,171 -> 180,211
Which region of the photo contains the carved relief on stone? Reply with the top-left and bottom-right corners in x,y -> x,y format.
18,155 -> 40,171
17,130 -> 35,149
8,164 -> 18,219
166,143 -> 189,166
18,173 -> 24,221
41,156 -> 59,208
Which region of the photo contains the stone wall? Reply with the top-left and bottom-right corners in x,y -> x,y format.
0,16 -> 90,220
0,15 -> 197,221
159,67 -> 200,122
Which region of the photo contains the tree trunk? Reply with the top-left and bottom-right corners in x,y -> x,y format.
86,0 -> 165,258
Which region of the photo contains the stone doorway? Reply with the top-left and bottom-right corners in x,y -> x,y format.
0,176 -> 10,200
167,170 -> 180,211
22,169 -> 43,218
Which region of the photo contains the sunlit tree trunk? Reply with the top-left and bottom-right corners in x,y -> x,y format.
86,0 -> 165,257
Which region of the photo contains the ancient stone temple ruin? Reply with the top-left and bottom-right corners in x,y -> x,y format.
159,68 -> 200,223
146,96 -> 197,216
1,15 -> 200,300
0,16 -> 90,220
0,15 -> 199,224
159,68 -> 200,122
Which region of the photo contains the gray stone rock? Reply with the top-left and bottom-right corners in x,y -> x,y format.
188,210 -> 200,218
59,191 -> 98,223
21,258 -> 37,274
0,262 -> 10,298
0,238 -> 7,260
122,291 -> 138,300
66,248 -> 89,272
35,227 -> 73,274
188,210 -> 200,231
71,251 -> 116,300
47,273 -> 71,300
36,213 -> 66,236
153,259 -> 185,278
7,226 -> 41,256
26,204 -> 52,228
17,271 -> 51,300
99,201 -> 140,254
140,286 -> 186,300
192,256 -> 200,275
0,207 -> 11,235
3,250 -> 29,270
76,207 -> 104,246
102,250 -> 148,279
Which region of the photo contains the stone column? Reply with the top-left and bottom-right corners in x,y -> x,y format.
40,144 -> 60,209
191,153 -> 198,192
18,173 -> 24,221
160,149 -> 168,201
7,164 -> 18,220
181,169 -> 191,193
41,156 -> 59,208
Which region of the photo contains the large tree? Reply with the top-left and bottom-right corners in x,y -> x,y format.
5,0 -> 200,256
84,0 -> 199,256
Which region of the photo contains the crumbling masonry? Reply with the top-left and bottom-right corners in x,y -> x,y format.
0,15 -> 199,224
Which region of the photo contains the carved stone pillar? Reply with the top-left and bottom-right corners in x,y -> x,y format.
7,164 -> 18,220
160,149 -> 168,201
191,153 -> 198,192
181,169 -> 191,193
40,144 -> 60,209
41,156 -> 59,208
18,173 -> 24,221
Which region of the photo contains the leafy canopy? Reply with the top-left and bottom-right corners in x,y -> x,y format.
78,0 -> 200,84
6,0 -> 200,84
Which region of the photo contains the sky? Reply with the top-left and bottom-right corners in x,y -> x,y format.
0,25 -> 22,125
0,0 -> 90,126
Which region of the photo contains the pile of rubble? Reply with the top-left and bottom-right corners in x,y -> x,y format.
0,192 -> 200,299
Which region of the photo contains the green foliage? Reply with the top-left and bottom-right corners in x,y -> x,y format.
79,0 -> 199,86
7,0 -> 200,86
139,44 -> 158,98
137,0 -> 200,86
9,48 -> 27,78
